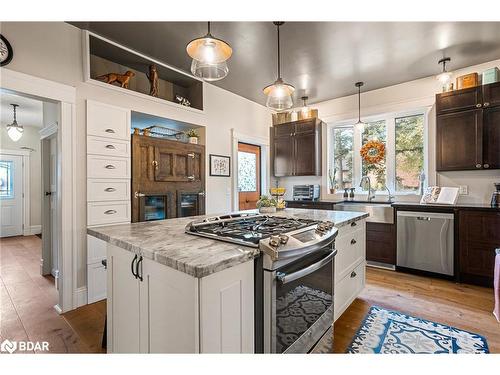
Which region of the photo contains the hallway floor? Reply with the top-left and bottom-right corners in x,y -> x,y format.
0,235 -> 104,353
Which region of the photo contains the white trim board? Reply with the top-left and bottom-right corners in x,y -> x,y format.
1,68 -> 78,314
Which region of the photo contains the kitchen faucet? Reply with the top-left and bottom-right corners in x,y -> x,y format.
360,176 -> 376,202
383,184 -> 395,203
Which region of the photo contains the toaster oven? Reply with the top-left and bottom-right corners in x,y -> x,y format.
293,185 -> 320,201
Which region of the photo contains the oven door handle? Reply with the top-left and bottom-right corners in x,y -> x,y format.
276,249 -> 337,285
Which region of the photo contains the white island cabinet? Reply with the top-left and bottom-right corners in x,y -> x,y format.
106,244 -> 254,353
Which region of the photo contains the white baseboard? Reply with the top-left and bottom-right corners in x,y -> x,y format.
24,225 -> 42,236
74,286 -> 88,308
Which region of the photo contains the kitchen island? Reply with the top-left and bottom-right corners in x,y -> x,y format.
87,208 -> 368,353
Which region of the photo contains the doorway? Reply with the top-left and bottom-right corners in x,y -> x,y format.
0,154 -> 23,236
238,142 -> 261,210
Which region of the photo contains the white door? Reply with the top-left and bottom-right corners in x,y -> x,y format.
0,154 -> 23,237
49,137 -> 58,276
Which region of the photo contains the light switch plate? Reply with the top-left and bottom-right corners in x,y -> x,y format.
459,185 -> 468,195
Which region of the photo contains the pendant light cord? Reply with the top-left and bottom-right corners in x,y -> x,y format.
207,21 -> 211,35
358,85 -> 361,122
277,23 -> 281,79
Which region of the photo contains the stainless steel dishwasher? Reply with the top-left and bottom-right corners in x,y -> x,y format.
396,211 -> 454,276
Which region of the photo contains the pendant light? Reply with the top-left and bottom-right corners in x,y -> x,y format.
186,22 -> 232,81
300,96 -> 310,117
436,57 -> 452,85
6,104 -> 23,142
263,22 -> 295,111
354,82 -> 365,133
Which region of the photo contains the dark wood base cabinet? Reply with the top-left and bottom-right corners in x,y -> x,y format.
366,223 -> 396,265
459,210 -> 500,287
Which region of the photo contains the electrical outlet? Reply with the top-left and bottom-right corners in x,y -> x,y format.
459,185 -> 468,195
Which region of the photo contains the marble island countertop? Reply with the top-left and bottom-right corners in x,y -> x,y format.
87,208 -> 368,278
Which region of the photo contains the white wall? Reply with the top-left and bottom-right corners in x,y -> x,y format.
0,124 -> 42,230
277,58 -> 500,204
0,22 -> 272,290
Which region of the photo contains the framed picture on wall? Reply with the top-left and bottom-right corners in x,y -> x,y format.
209,154 -> 231,177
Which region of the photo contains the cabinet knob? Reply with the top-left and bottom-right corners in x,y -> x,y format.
351,222 -> 357,227
484,163 -> 490,169
483,102 -> 490,107
152,160 -> 158,169
350,271 -> 357,278
350,238 -> 357,245
476,103 -> 482,108
475,163 -> 482,169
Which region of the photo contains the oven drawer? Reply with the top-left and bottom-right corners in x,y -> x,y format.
87,136 -> 130,158
87,179 -> 130,202
87,155 -> 130,179
87,201 -> 131,226
87,100 -> 130,140
335,227 -> 365,283
334,262 -> 365,321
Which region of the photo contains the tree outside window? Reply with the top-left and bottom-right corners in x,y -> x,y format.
395,115 -> 424,192
361,120 -> 386,191
332,127 -> 353,190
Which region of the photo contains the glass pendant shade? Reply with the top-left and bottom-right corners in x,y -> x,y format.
354,82 -> 365,133
191,59 -> 229,81
263,78 -> 295,111
354,120 -> 365,133
436,57 -> 452,85
6,104 -> 23,142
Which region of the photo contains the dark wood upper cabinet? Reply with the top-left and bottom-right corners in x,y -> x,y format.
482,81 -> 500,108
436,109 -> 482,171
459,210 -> 500,287
271,118 -> 322,177
436,82 -> 500,171
436,86 -> 482,115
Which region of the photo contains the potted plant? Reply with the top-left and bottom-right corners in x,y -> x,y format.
328,168 -> 338,194
185,129 -> 199,144
256,195 -> 278,214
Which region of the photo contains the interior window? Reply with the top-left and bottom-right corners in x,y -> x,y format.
0,161 -> 14,199
332,127 -> 354,190
395,114 -> 424,192
361,120 -> 387,192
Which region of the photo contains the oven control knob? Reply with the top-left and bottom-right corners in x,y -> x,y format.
279,235 -> 289,244
269,235 -> 281,248
316,223 -> 327,233
324,221 -> 334,229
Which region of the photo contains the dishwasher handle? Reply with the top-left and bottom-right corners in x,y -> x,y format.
416,216 -> 431,221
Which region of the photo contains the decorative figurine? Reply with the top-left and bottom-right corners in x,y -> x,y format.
175,94 -> 191,107
95,70 -> 135,89
146,64 -> 159,97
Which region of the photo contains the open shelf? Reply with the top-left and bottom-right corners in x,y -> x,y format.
84,31 -> 203,111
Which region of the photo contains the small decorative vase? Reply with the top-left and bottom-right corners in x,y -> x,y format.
143,128 -> 151,136
189,137 -> 198,144
259,206 -> 276,214
329,188 -> 336,194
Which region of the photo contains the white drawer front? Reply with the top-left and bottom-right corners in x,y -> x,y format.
336,219 -> 365,239
87,101 -> 130,140
87,136 -> 130,158
87,234 -> 107,264
87,179 -> 130,202
334,262 -> 365,321
87,155 -> 130,179
87,201 -> 130,226
335,227 -> 366,283
87,262 -> 107,304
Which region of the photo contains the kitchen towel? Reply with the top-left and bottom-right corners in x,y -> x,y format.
494,249 -> 500,322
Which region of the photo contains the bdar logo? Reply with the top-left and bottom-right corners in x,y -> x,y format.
1,339 -> 17,354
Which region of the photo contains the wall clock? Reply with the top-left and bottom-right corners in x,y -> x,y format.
0,34 -> 13,67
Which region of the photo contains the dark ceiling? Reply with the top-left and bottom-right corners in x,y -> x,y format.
70,22 -> 500,106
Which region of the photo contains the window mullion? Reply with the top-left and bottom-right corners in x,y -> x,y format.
386,115 -> 396,192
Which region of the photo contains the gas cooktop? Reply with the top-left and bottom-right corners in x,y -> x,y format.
185,213 -> 319,247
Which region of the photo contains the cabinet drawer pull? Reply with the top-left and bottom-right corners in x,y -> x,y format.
476,103 -> 482,108
351,222 -> 357,227
187,153 -> 195,158
350,271 -> 357,278
350,238 -> 357,245
105,164 -> 116,169
104,209 -> 117,215
104,187 -> 116,192
484,164 -> 490,169
483,102 -> 490,107
131,254 -> 138,279
105,128 -> 115,133
475,163 -> 482,169
105,144 -> 116,149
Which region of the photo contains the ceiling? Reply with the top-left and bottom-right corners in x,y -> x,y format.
70,22 -> 500,106
0,91 -> 43,128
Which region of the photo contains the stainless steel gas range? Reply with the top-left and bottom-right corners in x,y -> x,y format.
185,212 -> 338,353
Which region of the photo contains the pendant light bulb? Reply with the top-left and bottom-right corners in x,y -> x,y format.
354,82 -> 365,133
263,22 -> 295,111
187,22 -> 232,81
436,57 -> 452,85
6,104 -> 24,142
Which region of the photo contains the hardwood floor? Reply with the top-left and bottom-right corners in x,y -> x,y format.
2,238 -> 498,353
0,235 -> 104,353
334,267 -> 500,353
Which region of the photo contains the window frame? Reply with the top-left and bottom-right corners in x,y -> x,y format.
328,107 -> 429,195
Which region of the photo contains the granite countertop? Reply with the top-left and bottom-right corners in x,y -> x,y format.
87,208 -> 368,278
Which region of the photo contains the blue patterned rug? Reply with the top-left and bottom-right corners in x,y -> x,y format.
347,306 -> 489,354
